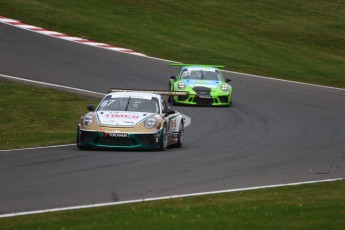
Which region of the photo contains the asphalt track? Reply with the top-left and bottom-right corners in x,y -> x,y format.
1,22 -> 345,214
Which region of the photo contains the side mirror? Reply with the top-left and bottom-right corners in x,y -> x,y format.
87,105 -> 95,111
225,78 -> 231,83
170,75 -> 177,80
166,107 -> 175,115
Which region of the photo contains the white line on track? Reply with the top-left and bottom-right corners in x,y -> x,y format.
0,144 -> 75,152
0,178 -> 343,218
0,73 -> 104,96
223,69 -> 345,92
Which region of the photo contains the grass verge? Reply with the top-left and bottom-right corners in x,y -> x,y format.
0,179 -> 344,229
0,0 -> 344,88
0,80 -> 99,150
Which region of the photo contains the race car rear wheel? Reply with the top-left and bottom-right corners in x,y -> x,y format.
159,123 -> 168,151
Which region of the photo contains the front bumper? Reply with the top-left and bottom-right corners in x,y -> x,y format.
172,93 -> 231,106
77,128 -> 163,149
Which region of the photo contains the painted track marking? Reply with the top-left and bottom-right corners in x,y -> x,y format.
0,178 -> 342,218
0,15 -> 145,56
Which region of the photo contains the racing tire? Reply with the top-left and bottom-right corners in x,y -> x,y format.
159,123 -> 168,151
226,96 -> 232,107
174,122 -> 184,148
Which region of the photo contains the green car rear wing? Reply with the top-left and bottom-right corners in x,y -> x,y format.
108,88 -> 189,96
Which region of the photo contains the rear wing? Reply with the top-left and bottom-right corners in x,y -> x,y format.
108,88 -> 189,96
169,63 -> 225,69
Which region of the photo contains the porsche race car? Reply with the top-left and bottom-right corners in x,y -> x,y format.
169,64 -> 232,106
77,89 -> 188,151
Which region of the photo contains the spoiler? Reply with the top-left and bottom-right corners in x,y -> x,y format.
108,88 -> 189,96
169,63 -> 225,68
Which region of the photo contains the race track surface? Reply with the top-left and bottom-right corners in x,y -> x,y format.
1,22 -> 344,214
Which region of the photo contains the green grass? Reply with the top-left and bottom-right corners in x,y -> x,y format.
1,0 -> 345,88
0,180 -> 344,229
0,81 -> 100,150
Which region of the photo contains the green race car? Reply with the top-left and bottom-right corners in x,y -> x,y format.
169,64 -> 232,106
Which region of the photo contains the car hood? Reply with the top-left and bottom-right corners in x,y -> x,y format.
182,79 -> 221,89
96,111 -> 152,127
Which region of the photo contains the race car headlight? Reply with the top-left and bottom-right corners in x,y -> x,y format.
144,117 -> 157,129
221,84 -> 229,92
178,82 -> 186,90
83,114 -> 94,126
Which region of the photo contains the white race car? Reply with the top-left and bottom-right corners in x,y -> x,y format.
77,89 -> 188,151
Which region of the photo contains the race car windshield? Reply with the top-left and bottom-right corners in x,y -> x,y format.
181,69 -> 222,81
97,97 -> 159,113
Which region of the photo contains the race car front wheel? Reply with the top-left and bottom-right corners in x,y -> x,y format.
175,121 -> 184,148
159,124 -> 168,151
